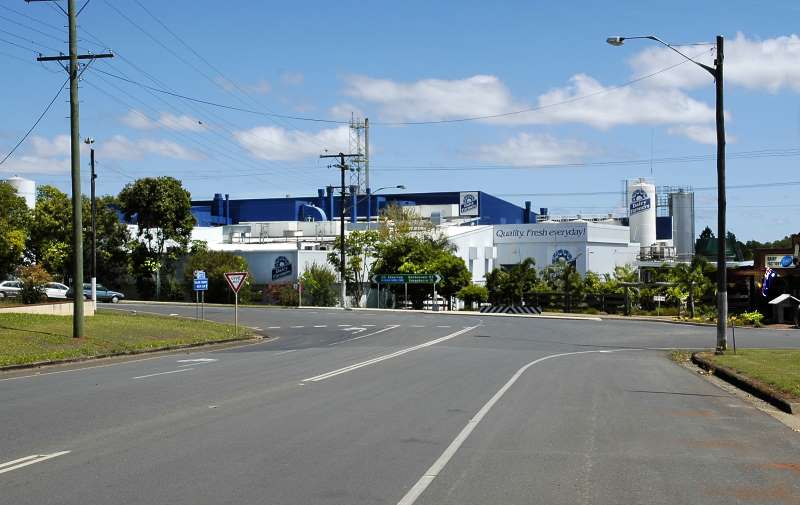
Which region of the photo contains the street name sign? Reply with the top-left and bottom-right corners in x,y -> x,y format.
193,279 -> 209,291
224,272 -> 248,293
371,273 -> 442,284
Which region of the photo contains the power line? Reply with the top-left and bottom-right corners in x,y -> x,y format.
0,77 -> 68,166
0,4 -> 65,32
0,13 -> 65,43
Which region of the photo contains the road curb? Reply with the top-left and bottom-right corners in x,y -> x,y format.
0,336 -> 264,373
691,352 -> 800,415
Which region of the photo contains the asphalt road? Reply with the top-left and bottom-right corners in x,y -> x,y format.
2,304 -> 799,505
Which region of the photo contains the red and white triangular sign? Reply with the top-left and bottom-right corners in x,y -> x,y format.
224,271 -> 248,294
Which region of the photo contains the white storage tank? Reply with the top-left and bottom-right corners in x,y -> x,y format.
6,176 -> 35,209
669,189 -> 695,261
627,178 -> 656,248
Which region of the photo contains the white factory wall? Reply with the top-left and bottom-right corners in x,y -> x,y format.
227,249 -> 330,284
443,225 -> 496,284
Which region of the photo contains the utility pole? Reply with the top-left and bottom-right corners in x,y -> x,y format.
85,137 -> 97,303
31,0 -> 113,338
320,152 -> 360,309
364,118 -> 370,192
714,35 -> 727,354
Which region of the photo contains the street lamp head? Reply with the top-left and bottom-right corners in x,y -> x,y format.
606,37 -> 625,46
84,137 -> 95,145
396,185 -> 406,189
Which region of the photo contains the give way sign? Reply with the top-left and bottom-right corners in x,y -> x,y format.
224,271 -> 248,293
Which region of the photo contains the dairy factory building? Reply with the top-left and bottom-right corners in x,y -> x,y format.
493,222 -> 639,276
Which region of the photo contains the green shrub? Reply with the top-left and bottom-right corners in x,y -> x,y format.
276,284 -> 299,306
457,284 -> 488,310
736,310 -> 764,327
300,263 -> 338,307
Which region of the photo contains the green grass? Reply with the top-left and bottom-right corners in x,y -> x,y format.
706,349 -> 800,399
0,311 -> 252,367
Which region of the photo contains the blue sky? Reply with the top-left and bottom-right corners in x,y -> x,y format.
1,0 -> 799,241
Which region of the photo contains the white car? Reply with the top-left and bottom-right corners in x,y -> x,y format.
44,282 -> 70,299
0,280 -> 22,299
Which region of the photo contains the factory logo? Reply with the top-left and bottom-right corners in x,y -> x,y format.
459,192 -> 479,216
552,249 -> 573,264
629,188 -> 651,215
271,256 -> 293,280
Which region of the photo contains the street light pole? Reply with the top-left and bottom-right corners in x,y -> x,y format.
85,137 -> 97,303
607,34 -> 727,352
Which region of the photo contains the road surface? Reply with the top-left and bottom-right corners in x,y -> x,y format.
2,303 -> 799,504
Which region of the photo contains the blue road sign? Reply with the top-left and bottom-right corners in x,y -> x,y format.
193,279 -> 209,291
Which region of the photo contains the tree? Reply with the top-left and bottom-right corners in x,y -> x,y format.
300,263 -> 338,307
119,177 -> 194,299
485,258 -> 539,306
16,264 -> 52,304
328,229 -> 379,307
669,257 -> 713,318
183,245 -> 251,303
82,195 -> 130,289
27,185 -> 71,279
458,284 -> 488,310
0,182 -> 31,280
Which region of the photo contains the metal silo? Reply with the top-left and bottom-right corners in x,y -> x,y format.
627,178 -> 656,249
669,189 -> 695,261
6,176 -> 36,209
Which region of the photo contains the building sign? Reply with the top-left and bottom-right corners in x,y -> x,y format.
494,223 -> 588,243
551,249 -> 573,264
271,255 -> 293,280
459,192 -> 479,216
766,254 -> 796,269
629,188 -> 651,215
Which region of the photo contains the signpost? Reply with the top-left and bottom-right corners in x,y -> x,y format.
193,270 -> 207,320
370,274 -> 442,310
224,271 -> 248,336
653,294 -> 666,316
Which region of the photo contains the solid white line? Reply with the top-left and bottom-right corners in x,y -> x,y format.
329,325 -> 401,346
133,368 -> 194,379
0,354 -> 170,382
0,451 -> 70,475
304,326 -> 477,382
396,349 -> 627,505
0,455 -> 39,469
274,349 -> 297,356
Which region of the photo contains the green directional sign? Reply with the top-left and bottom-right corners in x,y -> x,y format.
371,273 -> 442,284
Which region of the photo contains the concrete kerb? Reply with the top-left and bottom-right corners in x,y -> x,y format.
691,352 -> 800,415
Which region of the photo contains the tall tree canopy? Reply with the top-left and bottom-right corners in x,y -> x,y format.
0,182 -> 31,279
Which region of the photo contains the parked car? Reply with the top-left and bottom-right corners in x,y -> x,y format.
44,282 -> 70,299
0,280 -> 22,299
66,283 -> 125,303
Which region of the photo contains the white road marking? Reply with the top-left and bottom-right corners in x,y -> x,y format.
251,327 -> 262,331
169,313 -> 179,316
410,325 -> 425,328
363,324 -> 376,327
267,326 -> 281,329
396,349 -> 628,505
304,326 -> 477,382
436,325 -> 451,328
0,451 -> 70,475
313,325 -> 327,328
176,358 -> 217,363
337,324 -> 351,327
133,368 -> 194,379
274,350 -> 297,356
290,325 -> 305,329
329,325 -> 401,346
343,327 -> 367,333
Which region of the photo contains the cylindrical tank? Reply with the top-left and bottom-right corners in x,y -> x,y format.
669,190 -> 695,261
6,176 -> 35,209
627,178 -> 656,248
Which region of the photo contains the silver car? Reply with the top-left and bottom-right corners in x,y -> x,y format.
0,280 -> 22,299
44,282 -> 70,299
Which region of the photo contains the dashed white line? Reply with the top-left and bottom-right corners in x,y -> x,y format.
290,325 -> 305,329
313,325 -> 327,328
267,326 -> 281,329
0,451 -> 71,475
329,325 -> 400,346
305,326 -> 477,382
436,325 -> 451,328
410,325 -> 425,328
363,324 -> 376,327
337,324 -> 351,327
396,349 -> 627,505
176,358 -> 217,363
133,368 -> 194,379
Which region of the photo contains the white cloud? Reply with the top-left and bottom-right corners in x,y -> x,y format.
29,134 -> 71,157
0,155 -> 69,175
233,125 -> 350,161
667,125 -> 736,145
628,33 -> 800,93
328,103 -> 364,120
280,71 -> 304,86
121,109 -> 206,132
475,133 -> 594,166
99,135 -> 204,161
344,74 -> 520,123
343,73 -> 714,129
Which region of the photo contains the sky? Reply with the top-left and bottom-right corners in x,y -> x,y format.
0,0 -> 799,242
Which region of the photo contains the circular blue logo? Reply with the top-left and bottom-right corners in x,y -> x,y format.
780,255 -> 793,268
552,249 -> 573,264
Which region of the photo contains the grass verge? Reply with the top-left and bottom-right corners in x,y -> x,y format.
703,349 -> 800,399
0,311 -> 252,368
